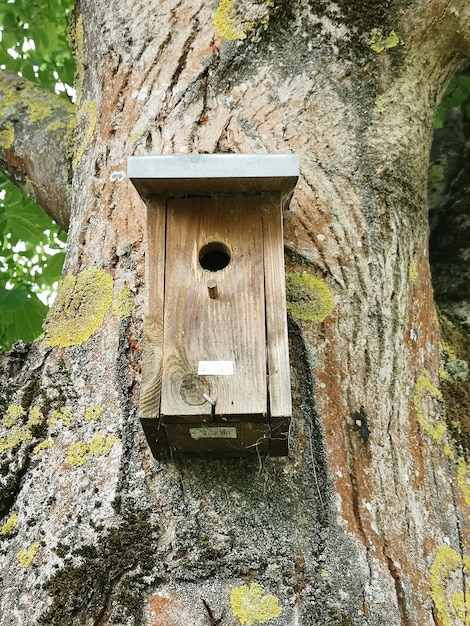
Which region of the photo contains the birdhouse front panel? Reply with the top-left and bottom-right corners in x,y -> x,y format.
161,196 -> 267,419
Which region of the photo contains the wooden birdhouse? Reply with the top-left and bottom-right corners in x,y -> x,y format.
128,154 -> 299,458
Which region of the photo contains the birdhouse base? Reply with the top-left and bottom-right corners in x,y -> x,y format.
140,417 -> 289,458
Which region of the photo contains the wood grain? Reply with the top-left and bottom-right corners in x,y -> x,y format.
262,193 -> 292,418
138,198 -> 166,419
160,196 -> 267,419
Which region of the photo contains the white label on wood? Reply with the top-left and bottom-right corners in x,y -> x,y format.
190,427 -> 237,440
197,360 -> 234,376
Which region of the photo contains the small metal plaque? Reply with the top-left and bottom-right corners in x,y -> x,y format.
190,427 -> 237,440
197,360 -> 234,376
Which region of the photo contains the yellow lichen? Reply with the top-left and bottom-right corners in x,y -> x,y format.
49,407 -> 74,427
430,545 -> 470,626
0,122 -> 15,149
72,100 -> 97,170
413,375 -> 447,444
45,119 -> 68,132
66,442 -> 89,466
0,406 -> 45,454
0,513 -> 19,536
457,458 -> 470,507
442,443 -> 455,461
89,433 -> 117,457
230,583 -> 282,625
409,260 -> 418,283
131,130 -> 145,143
43,269 -> 114,347
113,285 -> 135,318
0,426 -> 33,453
28,101 -> 52,123
0,72 -> 73,131
213,0 -> 249,40
285,272 -> 334,322
33,439 -> 55,455
27,406 -> 43,427
368,29 -> 400,53
452,589 -> 470,623
65,433 -> 118,467
74,14 -> 85,107
84,406 -> 104,421
17,542 -> 40,567
2,405 -> 26,428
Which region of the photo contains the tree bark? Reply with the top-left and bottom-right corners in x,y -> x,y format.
1,1 -> 470,625
0,70 -> 73,230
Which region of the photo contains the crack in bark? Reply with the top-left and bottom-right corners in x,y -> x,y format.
342,421 -> 369,546
94,560 -> 137,626
451,475 -> 470,626
384,545 -> 411,626
161,9 -> 202,115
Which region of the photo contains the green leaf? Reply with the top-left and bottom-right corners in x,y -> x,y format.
435,75 -> 470,128
1,11 -> 20,30
0,286 -> 28,309
0,0 -> 72,349
0,289 -> 47,350
39,250 -> 66,287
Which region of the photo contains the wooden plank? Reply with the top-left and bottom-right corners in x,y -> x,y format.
163,421 -> 270,457
138,197 -> 166,419
161,196 -> 267,418
262,194 -> 292,418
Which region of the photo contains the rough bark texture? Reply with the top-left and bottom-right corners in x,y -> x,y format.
1,1 -> 470,625
0,70 -> 73,230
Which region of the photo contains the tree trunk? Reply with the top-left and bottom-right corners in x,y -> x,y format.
1,1 -> 470,625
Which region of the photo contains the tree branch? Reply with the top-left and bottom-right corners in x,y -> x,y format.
0,70 -> 74,231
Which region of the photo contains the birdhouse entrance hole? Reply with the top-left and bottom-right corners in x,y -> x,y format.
199,242 -> 231,272
128,154 -> 299,458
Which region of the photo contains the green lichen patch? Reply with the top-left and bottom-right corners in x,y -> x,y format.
84,406 -> 104,421
27,406 -> 44,427
213,0 -> 249,40
0,404 -> 46,454
0,122 -> 14,149
457,458 -> 470,507
17,541 -> 40,567
66,442 -> 89,467
0,513 -> 19,536
285,272 -> 334,322
113,285 -> 135,318
72,100 -> 97,170
49,407 -> 74,427
367,29 -> 399,53
28,101 -> 53,123
43,269 -> 114,347
413,374 -> 448,446
65,433 -> 119,467
230,583 -> 282,625
2,405 -> 26,428
430,545 -> 470,626
213,0 -> 273,41
0,426 -> 33,453
33,439 -> 55,455
0,72 -> 72,128
409,260 -> 418,283
89,433 -> 117,457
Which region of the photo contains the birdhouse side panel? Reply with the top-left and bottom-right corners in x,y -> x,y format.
262,194 -> 292,419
